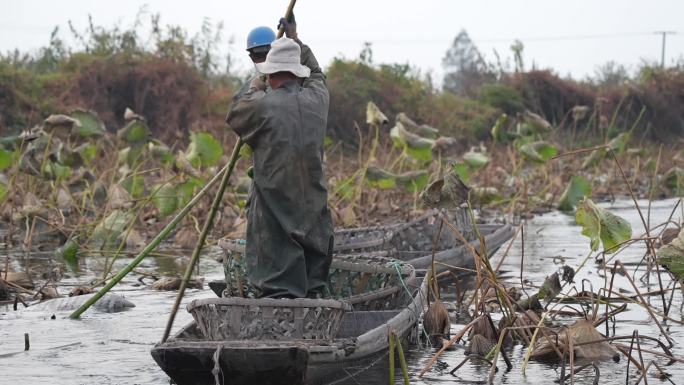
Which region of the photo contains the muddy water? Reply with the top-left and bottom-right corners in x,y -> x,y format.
1,198 -> 682,384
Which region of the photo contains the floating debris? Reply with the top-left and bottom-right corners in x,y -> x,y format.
152,277 -> 204,291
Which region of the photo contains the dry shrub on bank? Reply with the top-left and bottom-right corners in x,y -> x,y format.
326,59 -> 500,145
508,70 -> 596,127
619,68 -> 684,141
55,54 -> 210,139
0,62 -> 56,130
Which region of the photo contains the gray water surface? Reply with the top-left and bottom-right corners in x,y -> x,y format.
410,198 -> 684,385
1,198 -> 682,384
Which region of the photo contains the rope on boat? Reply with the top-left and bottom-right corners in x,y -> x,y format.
389,260 -> 431,343
211,345 -> 223,385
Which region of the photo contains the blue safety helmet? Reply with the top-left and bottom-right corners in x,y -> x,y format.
246,26 -> 276,51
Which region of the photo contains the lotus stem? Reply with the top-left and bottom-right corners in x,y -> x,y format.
394,332 -> 410,385
389,330 -> 395,385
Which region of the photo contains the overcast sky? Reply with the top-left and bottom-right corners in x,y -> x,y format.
1,0 -> 682,83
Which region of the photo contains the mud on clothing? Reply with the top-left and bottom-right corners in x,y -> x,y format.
225,41 -> 333,298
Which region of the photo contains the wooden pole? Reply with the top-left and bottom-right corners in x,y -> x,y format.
278,0 -> 298,38
161,138 -> 243,342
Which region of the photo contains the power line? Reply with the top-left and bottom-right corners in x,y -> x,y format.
309,31 -> 678,45
477,31 -> 657,43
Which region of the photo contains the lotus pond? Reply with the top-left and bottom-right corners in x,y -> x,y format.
0,198 -> 682,384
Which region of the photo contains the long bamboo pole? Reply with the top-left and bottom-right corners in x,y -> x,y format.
161,138 -> 243,342
159,0 -> 298,341
68,150 -> 238,319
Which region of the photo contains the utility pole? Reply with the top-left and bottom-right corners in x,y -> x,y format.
654,31 -> 676,67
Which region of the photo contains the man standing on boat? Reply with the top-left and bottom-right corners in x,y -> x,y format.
226,16 -> 334,299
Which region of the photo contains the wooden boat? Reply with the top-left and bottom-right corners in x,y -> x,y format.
210,208 -> 514,294
332,208 -> 514,272
152,254 -> 425,385
152,210 -> 515,384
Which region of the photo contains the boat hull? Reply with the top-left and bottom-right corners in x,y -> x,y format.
152,343 -> 309,385
151,331 -> 413,385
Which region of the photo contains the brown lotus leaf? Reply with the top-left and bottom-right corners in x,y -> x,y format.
38,286 -> 61,300
3,271 -> 34,289
152,277 -> 204,291
531,319 -> 618,362
125,229 -> 145,251
44,114 -> 81,130
509,310 -> 541,344
70,286 -> 93,296
466,334 -> 496,356
468,314 -> 497,341
109,184 -> 133,209
657,227 -> 680,249
424,299 -> 450,338
396,112 -> 438,138
174,226 -> 198,249
55,187 -> 73,210
366,102 -> 388,127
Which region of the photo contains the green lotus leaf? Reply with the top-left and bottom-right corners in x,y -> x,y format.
118,119 -> 149,143
121,175 -> 145,198
177,179 -> 201,207
90,210 -> 134,251
519,141 -> 557,164
390,122 -> 434,162
463,150 -> 489,169
56,236 -> 79,263
470,186 -> 502,205
663,167 -> 684,195
608,132 -> 630,154
70,109 -> 106,137
576,198 -> 632,253
152,183 -> 178,217
239,143 -> 253,159
43,162 -> 72,180
76,142 -> 97,165
365,166 -> 428,192
0,148 -> 13,170
657,229 -> 684,280
0,181 -> 7,203
148,140 -> 174,164
558,175 -> 591,212
365,166 -> 396,189
61,149 -> 84,168
186,132 -> 223,168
